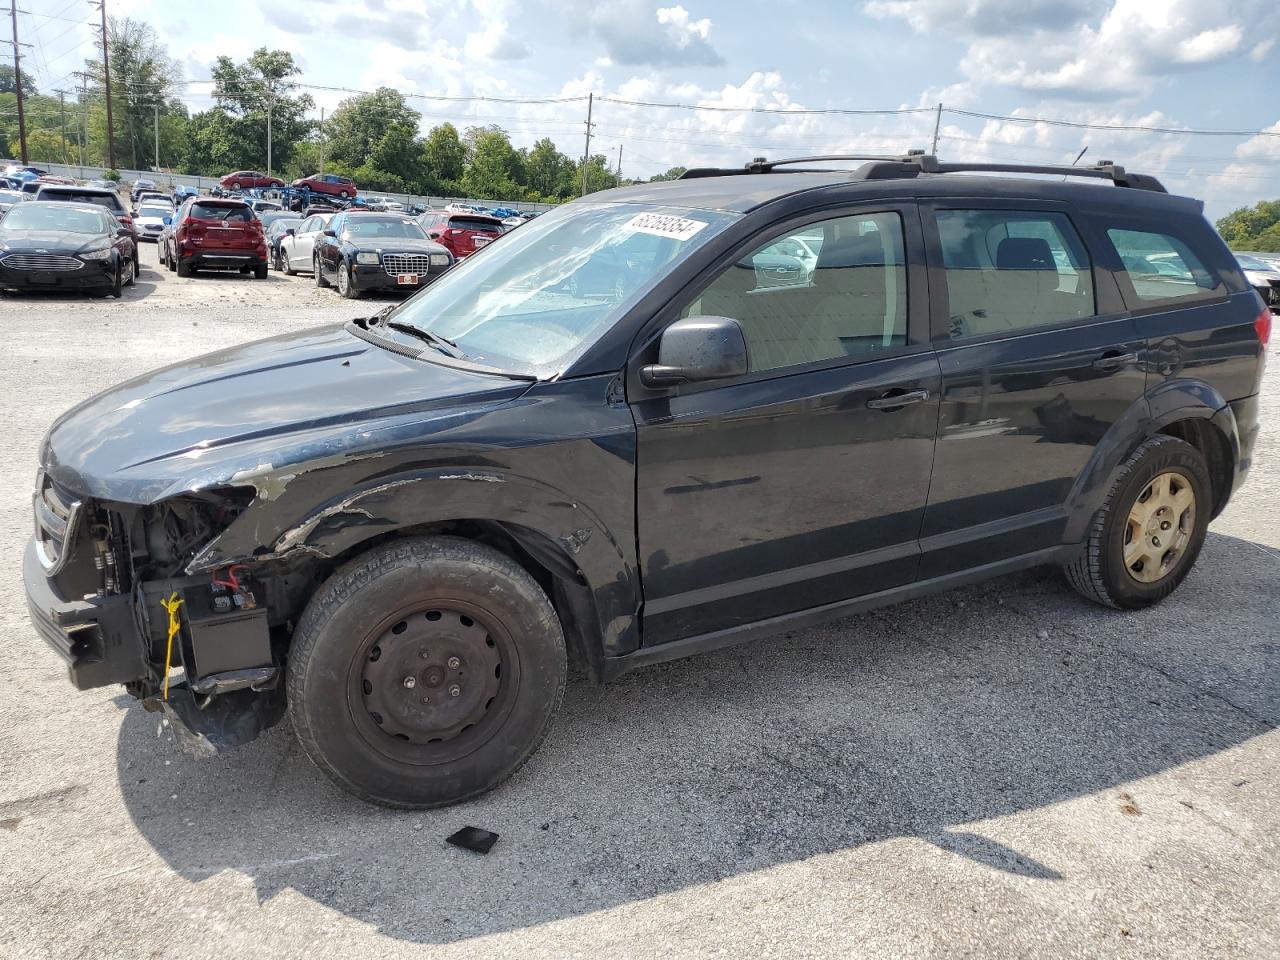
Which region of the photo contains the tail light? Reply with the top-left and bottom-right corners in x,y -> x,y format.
448,228 -> 463,235
1258,302 -> 1272,349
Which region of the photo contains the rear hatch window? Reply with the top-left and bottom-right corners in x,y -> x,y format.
40,190 -> 123,212
450,217 -> 502,234
190,202 -> 253,221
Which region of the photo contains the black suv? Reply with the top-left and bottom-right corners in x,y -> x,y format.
24,154 -> 1267,808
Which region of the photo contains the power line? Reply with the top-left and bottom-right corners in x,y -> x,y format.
948,107 -> 1280,139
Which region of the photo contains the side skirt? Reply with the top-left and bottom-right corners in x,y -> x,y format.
601,545 -> 1072,681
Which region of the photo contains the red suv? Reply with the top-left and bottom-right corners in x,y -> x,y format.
417,211 -> 504,258
168,197 -> 268,279
291,174 -> 356,199
219,170 -> 285,191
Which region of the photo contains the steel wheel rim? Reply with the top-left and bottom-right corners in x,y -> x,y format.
346,600 -> 520,765
338,264 -> 350,294
1124,470 -> 1195,584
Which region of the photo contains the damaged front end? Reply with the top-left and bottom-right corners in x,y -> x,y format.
24,474 -> 302,753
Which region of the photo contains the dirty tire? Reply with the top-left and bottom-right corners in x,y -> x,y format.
314,256 -> 329,287
253,263 -> 268,280
176,258 -> 192,278
1064,435 -> 1211,609
108,263 -> 123,298
287,536 -> 567,808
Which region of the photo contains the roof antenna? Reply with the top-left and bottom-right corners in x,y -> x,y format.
1064,146 -> 1088,180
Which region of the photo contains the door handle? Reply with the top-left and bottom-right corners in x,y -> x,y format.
866,388 -> 930,410
1092,351 -> 1138,371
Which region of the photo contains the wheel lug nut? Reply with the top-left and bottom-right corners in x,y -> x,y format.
449,684 -> 461,698
402,676 -> 416,689
419,649 -> 429,659
421,696 -> 430,704
1161,521 -> 1171,530
1152,537 -> 1161,547
448,657 -> 461,669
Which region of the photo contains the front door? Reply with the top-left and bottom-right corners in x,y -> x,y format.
632,206 -> 941,644
917,202 -> 1147,577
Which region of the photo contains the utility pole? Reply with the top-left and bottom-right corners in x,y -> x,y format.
930,102 -> 942,156
73,71 -> 90,170
580,92 -> 594,197
6,4 -> 28,164
153,102 -> 159,171
318,106 -> 325,175
95,0 -> 115,170
616,144 -> 623,180
55,89 -> 70,163
265,89 -> 274,178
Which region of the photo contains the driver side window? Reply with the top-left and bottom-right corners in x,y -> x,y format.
681,211 -> 907,373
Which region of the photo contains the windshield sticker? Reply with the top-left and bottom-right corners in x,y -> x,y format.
624,212 -> 709,241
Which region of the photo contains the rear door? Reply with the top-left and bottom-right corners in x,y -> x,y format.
917,200 -> 1145,576
632,204 -> 941,643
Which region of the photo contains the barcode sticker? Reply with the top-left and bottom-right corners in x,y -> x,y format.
624,213 -> 709,241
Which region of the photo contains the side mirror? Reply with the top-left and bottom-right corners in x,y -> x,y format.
640,316 -> 748,388
162,215 -> 172,225
322,229 -> 336,237
285,227 -> 295,236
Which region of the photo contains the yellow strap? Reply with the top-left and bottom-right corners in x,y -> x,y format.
159,592 -> 184,700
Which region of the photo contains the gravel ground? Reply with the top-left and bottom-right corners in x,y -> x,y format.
0,244 -> 1276,960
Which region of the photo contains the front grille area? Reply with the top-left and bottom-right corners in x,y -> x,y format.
33,472 -> 82,574
383,253 -> 432,276
1,253 -> 83,272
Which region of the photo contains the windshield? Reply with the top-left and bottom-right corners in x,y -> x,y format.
1,204 -> 110,233
383,201 -> 739,376
345,218 -> 426,240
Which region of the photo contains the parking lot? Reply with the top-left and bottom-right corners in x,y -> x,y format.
0,243 -> 1277,959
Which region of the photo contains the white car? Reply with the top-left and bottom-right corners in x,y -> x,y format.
762,235 -> 820,278
276,212 -> 335,274
443,202 -> 477,214
1236,253 -> 1280,312
133,201 -> 174,242
362,195 -> 405,212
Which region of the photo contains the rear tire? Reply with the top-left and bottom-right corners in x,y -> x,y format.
1064,435 -> 1211,609
283,250 -> 296,276
157,242 -> 167,268
254,263 -> 268,280
287,536 -> 567,808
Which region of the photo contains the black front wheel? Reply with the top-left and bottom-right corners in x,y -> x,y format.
108,262 -> 123,298
314,256 -> 329,287
287,537 -> 567,808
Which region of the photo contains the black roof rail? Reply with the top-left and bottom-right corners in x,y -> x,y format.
679,152 -> 924,179
678,151 -> 1167,192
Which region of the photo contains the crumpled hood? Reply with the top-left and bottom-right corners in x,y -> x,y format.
42,323 -> 530,504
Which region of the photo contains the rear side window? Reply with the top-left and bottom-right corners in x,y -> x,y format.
1106,228 -> 1221,303
937,209 -> 1095,339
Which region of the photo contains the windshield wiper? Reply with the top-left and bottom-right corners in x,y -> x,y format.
385,321 -> 466,359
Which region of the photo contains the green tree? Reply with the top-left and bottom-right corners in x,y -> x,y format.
1217,200 -> 1280,250
524,137 -> 575,198
325,88 -> 419,168
79,17 -> 185,170
421,123 -> 466,189
649,166 -> 687,182
0,64 -> 37,99
209,48 -> 314,174
18,127 -> 68,163
462,127 -> 523,200
576,153 -> 619,195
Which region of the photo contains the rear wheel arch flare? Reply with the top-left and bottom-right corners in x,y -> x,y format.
1157,417 -> 1233,517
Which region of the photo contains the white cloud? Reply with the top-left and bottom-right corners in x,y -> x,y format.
880,0 -> 1278,103
578,1 -> 724,67
464,0 -> 531,60
866,0 -> 1103,36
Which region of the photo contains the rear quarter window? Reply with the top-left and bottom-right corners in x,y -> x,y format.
1106,227 -> 1224,305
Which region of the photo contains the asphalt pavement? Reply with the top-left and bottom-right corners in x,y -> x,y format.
0,244 -> 1276,959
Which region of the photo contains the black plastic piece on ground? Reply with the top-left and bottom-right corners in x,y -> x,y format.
446,826 -> 499,854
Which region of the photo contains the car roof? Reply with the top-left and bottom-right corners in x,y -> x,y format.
600,169 -> 1204,217
37,184 -> 117,195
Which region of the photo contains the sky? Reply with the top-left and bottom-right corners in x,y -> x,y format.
15,0 -> 1280,219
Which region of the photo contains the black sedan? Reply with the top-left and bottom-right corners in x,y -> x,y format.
314,211 -> 454,299
0,201 -> 136,297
